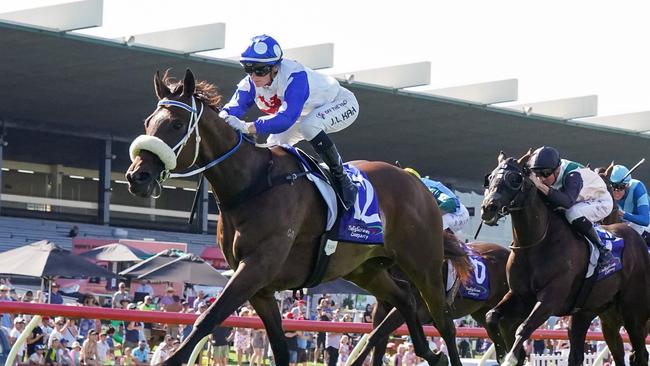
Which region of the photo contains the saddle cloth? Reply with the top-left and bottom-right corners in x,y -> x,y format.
281,145 -> 384,245
446,253 -> 490,301
584,226 -> 624,280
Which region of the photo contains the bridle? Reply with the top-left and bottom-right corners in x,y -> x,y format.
484,167 -> 528,220
485,164 -> 550,249
129,96 -> 250,188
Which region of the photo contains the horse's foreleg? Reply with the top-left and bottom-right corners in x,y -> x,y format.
249,291 -> 289,366
567,311 -> 596,366
164,260 -> 274,366
599,311 -> 625,366
503,300 -> 554,366
486,292 -> 534,365
472,310 -> 508,364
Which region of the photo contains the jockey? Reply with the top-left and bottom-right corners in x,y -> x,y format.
610,164 -> 650,243
404,168 -> 470,233
528,146 -> 614,265
219,34 -> 359,209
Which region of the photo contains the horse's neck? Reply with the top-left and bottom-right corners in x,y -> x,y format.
196,112 -> 271,208
511,189 -> 551,247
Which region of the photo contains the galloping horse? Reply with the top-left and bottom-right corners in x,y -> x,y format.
347,239 -> 512,366
481,152 -> 650,366
125,69 -> 467,366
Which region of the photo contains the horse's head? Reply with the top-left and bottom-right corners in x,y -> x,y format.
126,69 -> 219,198
481,150 -> 534,226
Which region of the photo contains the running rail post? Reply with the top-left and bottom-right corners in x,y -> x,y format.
187,334 -> 210,365
477,343 -> 496,366
346,333 -> 370,366
5,315 -> 41,366
592,345 -> 610,366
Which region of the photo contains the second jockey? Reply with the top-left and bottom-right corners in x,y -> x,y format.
405,168 -> 470,233
219,34 -> 359,209
528,146 -> 615,266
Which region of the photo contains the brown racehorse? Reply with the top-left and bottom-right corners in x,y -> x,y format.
481,152 -> 650,366
347,239 -> 513,366
125,69 -> 471,366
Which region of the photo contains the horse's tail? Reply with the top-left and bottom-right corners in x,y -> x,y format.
443,230 -> 473,286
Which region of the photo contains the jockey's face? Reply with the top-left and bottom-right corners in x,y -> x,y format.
251,72 -> 272,87
537,167 -> 560,187
612,184 -> 627,201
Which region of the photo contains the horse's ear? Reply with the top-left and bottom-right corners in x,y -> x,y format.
497,151 -> 506,164
517,148 -> 533,167
604,161 -> 616,178
181,69 -> 196,98
154,70 -> 171,100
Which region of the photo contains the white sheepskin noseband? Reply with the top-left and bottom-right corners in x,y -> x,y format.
129,135 -> 177,171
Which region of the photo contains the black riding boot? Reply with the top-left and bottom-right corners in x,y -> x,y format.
309,131 -> 358,210
571,216 -> 614,266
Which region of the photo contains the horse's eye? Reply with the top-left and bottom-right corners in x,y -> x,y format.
172,120 -> 183,130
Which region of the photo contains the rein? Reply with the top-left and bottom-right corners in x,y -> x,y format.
131,97 -> 311,207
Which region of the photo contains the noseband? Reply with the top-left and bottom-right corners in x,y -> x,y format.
129,97 -> 248,184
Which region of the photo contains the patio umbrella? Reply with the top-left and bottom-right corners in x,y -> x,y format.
78,243 -> 150,262
136,254 -> 229,286
0,240 -> 116,278
119,249 -> 185,278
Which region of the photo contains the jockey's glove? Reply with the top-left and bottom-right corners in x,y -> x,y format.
220,112 -> 253,133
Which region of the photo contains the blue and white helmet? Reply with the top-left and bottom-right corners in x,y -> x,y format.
240,35 -> 283,65
610,164 -> 631,184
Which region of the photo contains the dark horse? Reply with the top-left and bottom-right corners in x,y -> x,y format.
347,238 -> 512,366
125,70 -> 472,366
481,151 -> 650,366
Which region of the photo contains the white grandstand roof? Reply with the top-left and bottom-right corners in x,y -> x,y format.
1,0 -> 649,136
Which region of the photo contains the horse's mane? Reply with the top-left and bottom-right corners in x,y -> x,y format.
161,69 -> 222,109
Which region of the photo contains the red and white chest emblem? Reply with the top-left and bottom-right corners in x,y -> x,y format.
258,95 -> 282,114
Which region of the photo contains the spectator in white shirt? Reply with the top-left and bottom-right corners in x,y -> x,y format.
9,317 -> 27,361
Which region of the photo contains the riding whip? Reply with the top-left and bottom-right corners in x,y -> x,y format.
618,158 -> 645,182
474,221 -> 483,240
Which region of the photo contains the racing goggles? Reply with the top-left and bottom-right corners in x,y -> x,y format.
242,63 -> 273,77
532,169 -> 555,178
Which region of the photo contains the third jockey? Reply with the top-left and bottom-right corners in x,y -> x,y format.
528,146 -> 615,266
610,164 -> 650,245
219,34 -> 359,209
405,168 -> 470,234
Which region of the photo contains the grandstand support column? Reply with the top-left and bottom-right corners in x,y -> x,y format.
98,138 -> 112,225
197,176 -> 209,234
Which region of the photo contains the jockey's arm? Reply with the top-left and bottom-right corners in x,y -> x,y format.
547,171 -> 583,209
623,183 -> 650,226
436,193 -> 458,214
253,71 -> 309,135
222,78 -> 256,118
623,205 -> 650,226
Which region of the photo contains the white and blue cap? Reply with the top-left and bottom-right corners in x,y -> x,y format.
240,34 -> 283,65
610,164 -> 631,184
